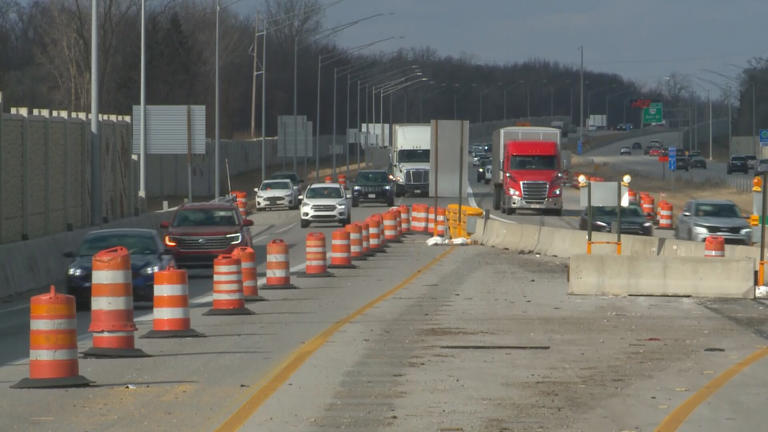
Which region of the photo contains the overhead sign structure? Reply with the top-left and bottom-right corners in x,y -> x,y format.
643,102 -> 663,124
760,129 -> 768,147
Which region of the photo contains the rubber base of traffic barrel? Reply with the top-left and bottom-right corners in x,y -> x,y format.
327,264 -> 357,269
351,256 -> 368,261
244,295 -> 268,302
11,375 -> 93,389
363,251 -> 376,257
202,307 -> 256,316
140,328 -> 206,339
81,347 -> 151,358
296,271 -> 334,278
260,284 -> 299,290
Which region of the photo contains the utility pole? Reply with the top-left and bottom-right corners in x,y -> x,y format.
753,83 -> 757,157
214,0 -> 220,198
91,0 -> 100,224
579,45 -> 584,152
260,17 -> 267,183
708,89 -> 713,161
250,15 -> 258,138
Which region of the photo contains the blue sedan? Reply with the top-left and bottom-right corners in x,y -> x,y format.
64,228 -> 174,309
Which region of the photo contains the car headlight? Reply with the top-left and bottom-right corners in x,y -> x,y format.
301,201 -> 311,208
353,185 -> 361,191
478,168 -> 484,173
693,223 -> 708,231
643,222 -> 652,227
67,266 -> 85,277
742,228 -> 753,234
551,188 -> 561,196
594,221 -> 608,227
383,185 -> 390,190
227,233 -> 242,244
508,188 -> 519,196
140,264 -> 161,276
336,200 -> 347,208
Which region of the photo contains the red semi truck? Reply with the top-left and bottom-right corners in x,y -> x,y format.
491,126 -> 563,216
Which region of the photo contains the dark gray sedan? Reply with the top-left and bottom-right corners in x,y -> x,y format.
579,205 -> 653,236
675,199 -> 752,244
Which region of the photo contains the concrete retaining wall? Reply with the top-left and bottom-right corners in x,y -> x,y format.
0,210 -> 172,299
569,255 -> 755,298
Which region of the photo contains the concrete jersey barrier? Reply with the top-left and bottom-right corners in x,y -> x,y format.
569,255 -> 755,299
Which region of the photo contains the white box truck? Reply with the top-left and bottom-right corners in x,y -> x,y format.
391,124 -> 431,197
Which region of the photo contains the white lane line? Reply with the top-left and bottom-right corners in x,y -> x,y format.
275,222 -> 298,234
467,179 -> 517,224
0,303 -> 30,314
252,235 -> 269,243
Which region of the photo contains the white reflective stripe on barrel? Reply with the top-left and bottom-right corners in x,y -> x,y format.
241,262 -> 256,269
29,349 -> 78,360
91,297 -> 133,311
30,319 -> 76,330
306,247 -> 325,253
215,265 -> 241,272
213,283 -> 241,291
154,284 -> 188,296
92,270 -> 131,284
350,233 -> 361,239
154,308 -> 190,319
266,269 -> 289,277
214,273 -> 241,282
330,252 -> 349,258
267,254 -> 289,262
306,260 -> 326,266
94,331 -> 133,337
332,240 -> 349,245
243,280 -> 257,287
213,292 -> 244,300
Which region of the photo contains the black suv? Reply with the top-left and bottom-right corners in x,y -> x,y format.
351,170 -> 394,207
727,156 -> 748,174
675,155 -> 690,171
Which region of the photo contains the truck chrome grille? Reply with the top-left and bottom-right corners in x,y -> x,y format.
521,181 -> 548,203
359,186 -> 384,193
405,169 -> 429,185
174,235 -> 231,251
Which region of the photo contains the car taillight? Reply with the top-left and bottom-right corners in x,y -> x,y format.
164,235 -> 177,247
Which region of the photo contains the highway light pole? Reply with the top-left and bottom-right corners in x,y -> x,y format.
138,0 -> 146,211
90,0 -> 100,224
579,45 -> 584,151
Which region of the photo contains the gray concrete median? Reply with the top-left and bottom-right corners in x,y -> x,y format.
568,255 -> 755,298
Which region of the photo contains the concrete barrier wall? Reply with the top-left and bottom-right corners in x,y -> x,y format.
0,210 -> 172,299
569,255 -> 755,298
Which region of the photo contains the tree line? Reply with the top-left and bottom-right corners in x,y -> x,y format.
0,0 -> 761,141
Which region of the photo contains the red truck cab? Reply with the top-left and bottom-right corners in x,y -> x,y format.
160,202 -> 253,268
501,140 -> 563,215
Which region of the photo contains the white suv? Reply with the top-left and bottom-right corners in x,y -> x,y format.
254,179 -> 299,210
299,183 -> 351,228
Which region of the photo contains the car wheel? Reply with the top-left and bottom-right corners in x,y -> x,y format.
300,219 -> 310,228
504,207 -> 515,215
386,198 -> 394,207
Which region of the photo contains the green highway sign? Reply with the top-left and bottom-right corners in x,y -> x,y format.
643,102 -> 663,124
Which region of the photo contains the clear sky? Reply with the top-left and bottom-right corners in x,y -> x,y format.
241,0 -> 768,96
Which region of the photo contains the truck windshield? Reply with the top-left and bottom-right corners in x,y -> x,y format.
509,156 -> 557,170
398,149 -> 430,163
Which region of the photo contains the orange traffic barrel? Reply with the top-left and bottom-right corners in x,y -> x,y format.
203,255 -> 255,315
233,246 -> 265,302
329,229 -> 356,268
435,207 -> 447,237
83,247 -> 148,358
338,174 -> 347,189
233,191 -> 247,220
298,232 -> 333,277
398,205 -> 411,234
263,239 -> 297,289
12,286 -> 92,389
372,213 -> 387,246
628,189 -> 638,204
367,216 -> 383,252
360,221 -> 373,256
428,206 -> 436,234
640,194 -> 655,217
383,211 -> 400,242
411,203 -> 428,233
324,175 -> 333,183
394,210 -> 402,238
345,223 -> 366,260
142,267 -> 205,338
705,236 -> 725,258
658,201 -> 673,229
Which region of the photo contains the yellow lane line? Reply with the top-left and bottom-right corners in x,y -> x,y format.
655,346 -> 768,431
215,246 -> 457,432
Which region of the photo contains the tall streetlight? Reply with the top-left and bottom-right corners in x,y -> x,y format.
138,0 -> 146,209
579,45 -> 584,148
586,84 -> 616,119
691,80 -> 713,160
702,68 -> 754,155
91,0 -> 100,224
315,37 -> 396,180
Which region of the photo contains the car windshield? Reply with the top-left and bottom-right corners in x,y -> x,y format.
509,155 -> 556,170
744,156 -> 757,160
172,209 -> 239,227
78,234 -> 158,256
260,181 -> 291,190
305,186 -> 343,199
356,172 -> 389,185
732,157 -> 745,161
398,149 -> 430,163
694,203 -> 741,218
271,173 -> 299,182
591,206 -> 644,218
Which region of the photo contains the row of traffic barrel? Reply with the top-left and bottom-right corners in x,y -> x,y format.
11,202 -> 450,389
627,189 -> 673,229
